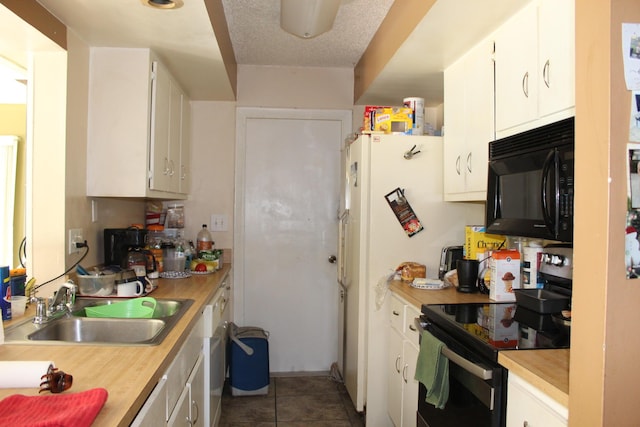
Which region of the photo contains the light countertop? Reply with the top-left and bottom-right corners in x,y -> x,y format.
0,264 -> 231,427
389,280 -> 569,407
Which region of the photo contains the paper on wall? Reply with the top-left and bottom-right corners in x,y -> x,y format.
622,23 -> 640,90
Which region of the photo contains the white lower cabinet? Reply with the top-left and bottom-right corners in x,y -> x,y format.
168,353 -> 205,426
388,294 -> 420,427
506,373 -> 568,427
131,312 -> 204,426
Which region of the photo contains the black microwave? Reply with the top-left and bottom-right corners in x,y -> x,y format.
486,117 -> 574,242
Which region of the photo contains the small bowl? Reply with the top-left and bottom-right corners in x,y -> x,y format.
77,274 -> 116,296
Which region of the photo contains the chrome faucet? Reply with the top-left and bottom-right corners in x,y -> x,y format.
33,281 -> 77,323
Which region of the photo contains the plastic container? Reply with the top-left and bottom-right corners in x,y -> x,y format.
1,266 -> 11,320
85,297 -> 157,318
229,323 -> 270,396
196,224 -> 213,253
77,273 -> 116,296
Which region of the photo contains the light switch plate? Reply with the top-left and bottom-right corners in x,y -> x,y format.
210,214 -> 228,232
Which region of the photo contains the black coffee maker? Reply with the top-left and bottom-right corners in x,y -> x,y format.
104,228 -> 149,267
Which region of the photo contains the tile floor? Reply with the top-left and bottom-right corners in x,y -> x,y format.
219,375 -> 365,426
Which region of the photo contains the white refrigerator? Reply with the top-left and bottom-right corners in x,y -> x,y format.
338,134 -> 484,424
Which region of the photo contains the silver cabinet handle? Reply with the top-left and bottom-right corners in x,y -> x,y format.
466,152 -> 472,173
455,155 -> 461,175
402,364 -> 408,383
395,355 -> 401,373
543,59 -> 550,88
408,324 -> 417,332
522,71 -> 529,98
392,310 -> 400,316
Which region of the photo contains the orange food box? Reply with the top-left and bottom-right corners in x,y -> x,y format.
489,249 -> 521,301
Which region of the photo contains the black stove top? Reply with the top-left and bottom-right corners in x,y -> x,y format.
421,302 -> 570,362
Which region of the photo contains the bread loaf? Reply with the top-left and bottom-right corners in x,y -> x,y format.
397,262 -> 426,282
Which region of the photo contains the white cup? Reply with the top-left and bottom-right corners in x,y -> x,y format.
117,280 -> 144,297
10,296 -> 27,317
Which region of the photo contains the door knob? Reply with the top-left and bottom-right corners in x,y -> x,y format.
328,255 -> 337,263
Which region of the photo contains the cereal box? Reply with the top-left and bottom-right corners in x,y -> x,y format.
362,106 -> 413,134
489,249 -> 521,301
464,226 -> 506,260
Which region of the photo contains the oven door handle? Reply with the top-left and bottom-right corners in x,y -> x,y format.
441,347 -> 493,381
415,318 -> 493,381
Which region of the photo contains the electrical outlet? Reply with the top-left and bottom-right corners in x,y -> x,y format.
210,214 -> 228,232
68,228 -> 83,254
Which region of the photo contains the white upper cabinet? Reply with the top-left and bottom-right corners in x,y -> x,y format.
87,47 -> 191,199
443,37 -> 495,202
495,0 -> 575,137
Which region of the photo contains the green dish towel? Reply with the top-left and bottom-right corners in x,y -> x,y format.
414,330 -> 449,409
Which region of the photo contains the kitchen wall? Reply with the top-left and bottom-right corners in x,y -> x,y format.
0,103 -> 26,268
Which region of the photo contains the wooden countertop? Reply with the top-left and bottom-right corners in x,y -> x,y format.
390,279 -> 570,407
0,264 -> 231,427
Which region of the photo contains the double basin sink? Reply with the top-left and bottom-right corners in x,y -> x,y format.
3,297 -> 194,346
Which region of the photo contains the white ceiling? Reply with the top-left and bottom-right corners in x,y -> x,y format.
1,0 -> 531,106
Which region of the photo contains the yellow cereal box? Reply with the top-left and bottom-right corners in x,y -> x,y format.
464,226 -> 506,260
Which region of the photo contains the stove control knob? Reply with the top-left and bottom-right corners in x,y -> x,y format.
550,254 -> 566,266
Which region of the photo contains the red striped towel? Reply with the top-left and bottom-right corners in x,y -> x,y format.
0,388 -> 108,427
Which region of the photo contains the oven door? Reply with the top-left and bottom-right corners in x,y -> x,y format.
416,319 -> 506,427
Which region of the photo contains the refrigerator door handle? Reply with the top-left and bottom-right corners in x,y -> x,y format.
337,210 -> 349,291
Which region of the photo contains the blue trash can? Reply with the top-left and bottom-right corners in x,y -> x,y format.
228,323 -> 270,396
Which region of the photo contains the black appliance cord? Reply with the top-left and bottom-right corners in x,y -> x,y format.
33,241 -> 90,291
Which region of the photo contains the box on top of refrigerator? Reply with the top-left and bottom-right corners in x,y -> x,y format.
362,106 -> 413,135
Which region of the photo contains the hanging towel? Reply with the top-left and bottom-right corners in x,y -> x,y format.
414,330 -> 449,409
0,387 -> 108,427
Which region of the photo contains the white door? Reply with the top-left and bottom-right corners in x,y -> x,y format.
235,108 -> 351,373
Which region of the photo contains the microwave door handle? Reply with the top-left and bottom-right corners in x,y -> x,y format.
541,150 -> 557,233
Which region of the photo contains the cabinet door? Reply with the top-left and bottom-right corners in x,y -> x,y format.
443,54 -> 467,196
444,38 -> 494,201
402,341 -> 419,427
495,2 -> 538,132
463,39 -> 494,195
388,326 -> 404,427
131,376 -> 167,426
167,385 -> 189,427
179,94 -> 191,194
167,80 -> 182,193
150,61 -> 172,192
188,354 -> 205,427
538,0 -> 574,120
506,373 -> 568,427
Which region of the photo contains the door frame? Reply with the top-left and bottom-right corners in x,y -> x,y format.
233,107 -> 352,325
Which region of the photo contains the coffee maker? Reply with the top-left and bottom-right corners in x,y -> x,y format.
104,228 -> 149,267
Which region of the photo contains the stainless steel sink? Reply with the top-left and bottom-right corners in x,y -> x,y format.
28,317 -> 166,344
3,298 -> 194,346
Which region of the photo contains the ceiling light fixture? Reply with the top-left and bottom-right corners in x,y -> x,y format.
280,0 -> 341,39
141,0 -> 184,10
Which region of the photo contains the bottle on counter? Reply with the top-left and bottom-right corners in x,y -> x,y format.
196,224 -> 214,254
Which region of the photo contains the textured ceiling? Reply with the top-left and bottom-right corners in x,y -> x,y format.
221,0 -> 393,68
1,0 -> 531,105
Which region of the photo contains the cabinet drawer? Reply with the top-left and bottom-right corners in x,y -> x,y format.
390,295 -> 404,332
